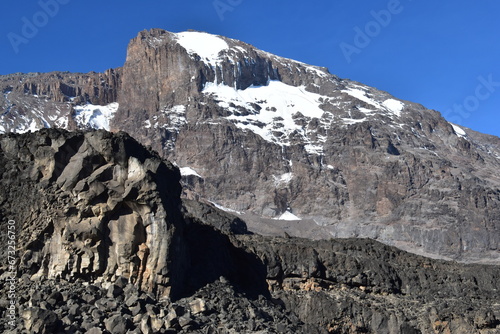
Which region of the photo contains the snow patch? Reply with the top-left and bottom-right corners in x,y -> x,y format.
341,117 -> 367,125
274,210 -> 301,221
73,102 -> 119,131
234,46 -> 247,54
54,116 -> 68,129
342,86 -> 405,118
210,201 -> 242,215
203,80 -> 325,147
342,87 -> 380,109
450,123 -> 467,138
16,118 -> 42,133
273,173 -> 293,186
180,167 -> 202,178
175,32 -> 228,66
160,105 -> 187,131
383,99 -> 404,117
305,144 -> 324,155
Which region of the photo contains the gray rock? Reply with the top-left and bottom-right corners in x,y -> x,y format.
188,298 -> 206,315
81,293 -> 97,304
22,307 -> 59,333
47,291 -> 64,306
129,303 -> 143,317
86,327 -> 103,334
115,276 -> 129,288
107,284 -> 124,298
177,314 -> 192,328
68,304 -> 80,316
104,314 -> 131,334
124,294 -> 139,307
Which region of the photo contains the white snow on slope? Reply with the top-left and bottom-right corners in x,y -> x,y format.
175,32 -> 229,66
341,117 -> 367,125
13,117 -> 44,134
382,99 -> 404,117
342,87 -> 380,109
180,167 -> 202,178
157,105 -> 187,130
342,86 -> 405,117
274,210 -> 301,221
48,112 -> 69,129
273,172 -> 293,186
203,80 -> 325,145
210,201 -> 243,215
450,123 -> 467,138
73,102 -> 119,130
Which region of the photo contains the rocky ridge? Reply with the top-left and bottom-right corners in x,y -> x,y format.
0,69 -> 120,132
0,29 -> 499,264
0,129 -> 499,333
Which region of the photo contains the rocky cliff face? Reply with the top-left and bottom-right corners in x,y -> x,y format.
111,29 -> 500,264
1,29 -> 499,264
0,69 -> 120,132
0,129 -> 182,300
1,129 -> 499,333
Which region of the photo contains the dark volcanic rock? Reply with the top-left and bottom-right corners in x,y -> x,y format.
0,129 -> 499,333
0,128 -> 182,299
235,234 -> 500,333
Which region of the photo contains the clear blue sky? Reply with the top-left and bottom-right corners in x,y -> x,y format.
1,0 -> 499,137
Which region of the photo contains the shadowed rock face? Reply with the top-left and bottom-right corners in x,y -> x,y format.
0,128 -> 181,299
0,129 -> 268,301
1,29 -> 499,264
0,129 -> 499,333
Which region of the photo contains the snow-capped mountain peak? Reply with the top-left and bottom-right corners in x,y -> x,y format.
1,29 -> 500,264
175,31 -> 229,66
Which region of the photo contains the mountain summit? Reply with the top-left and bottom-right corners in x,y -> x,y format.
1,29 -> 499,263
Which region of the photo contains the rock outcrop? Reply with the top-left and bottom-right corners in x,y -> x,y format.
238,235 -> 500,333
1,129 -> 499,333
0,128 -> 181,299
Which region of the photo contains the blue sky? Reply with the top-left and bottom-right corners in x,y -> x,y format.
1,0 -> 499,137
